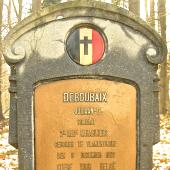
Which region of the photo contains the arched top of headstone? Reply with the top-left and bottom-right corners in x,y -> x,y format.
3,0 -> 167,64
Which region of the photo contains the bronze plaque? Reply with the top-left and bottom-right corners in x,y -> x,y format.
35,79 -> 136,170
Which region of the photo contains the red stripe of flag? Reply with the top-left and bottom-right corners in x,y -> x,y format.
92,30 -> 105,64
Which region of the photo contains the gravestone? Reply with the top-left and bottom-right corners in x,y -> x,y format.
3,1 -> 167,170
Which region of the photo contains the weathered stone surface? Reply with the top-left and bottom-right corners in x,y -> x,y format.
3,1 -> 167,170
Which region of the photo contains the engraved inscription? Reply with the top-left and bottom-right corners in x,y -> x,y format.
63,92 -> 107,102
80,163 -> 92,170
74,107 -> 103,115
35,79 -> 136,170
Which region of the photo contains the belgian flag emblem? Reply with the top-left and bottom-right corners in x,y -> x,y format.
66,27 -> 105,66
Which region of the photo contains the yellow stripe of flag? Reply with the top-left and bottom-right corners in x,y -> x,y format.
80,28 -> 93,65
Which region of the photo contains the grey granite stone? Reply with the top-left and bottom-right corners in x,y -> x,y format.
3,1 -> 167,170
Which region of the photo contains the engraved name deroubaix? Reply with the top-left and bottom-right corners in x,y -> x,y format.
63,92 -> 107,102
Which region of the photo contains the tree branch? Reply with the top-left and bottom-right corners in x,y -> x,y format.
11,0 -> 19,21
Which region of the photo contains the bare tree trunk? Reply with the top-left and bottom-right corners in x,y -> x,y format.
8,0 -> 12,30
150,0 -> 155,28
129,0 -> 140,16
18,0 -> 23,21
32,0 -> 42,13
0,0 -> 4,121
158,0 -> 168,114
145,0 -> 148,20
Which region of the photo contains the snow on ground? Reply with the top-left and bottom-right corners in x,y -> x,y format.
153,114 -> 170,170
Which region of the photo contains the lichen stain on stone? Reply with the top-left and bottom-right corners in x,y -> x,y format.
104,21 -> 148,60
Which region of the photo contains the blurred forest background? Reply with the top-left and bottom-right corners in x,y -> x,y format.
0,0 -> 170,169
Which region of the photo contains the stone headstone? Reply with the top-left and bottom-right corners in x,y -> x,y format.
3,1 -> 167,170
